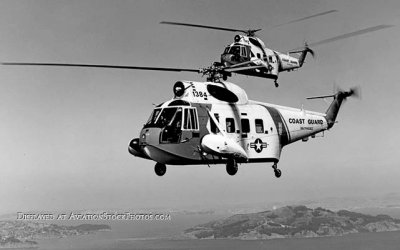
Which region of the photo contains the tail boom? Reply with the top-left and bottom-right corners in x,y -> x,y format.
325,90 -> 354,129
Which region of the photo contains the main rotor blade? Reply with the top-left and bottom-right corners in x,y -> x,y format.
161,10 -> 337,35
273,10 -> 338,27
224,65 -> 265,72
160,21 -> 252,34
1,62 -> 200,73
308,24 -> 393,47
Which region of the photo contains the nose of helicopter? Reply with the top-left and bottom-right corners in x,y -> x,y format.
140,127 -> 162,146
128,138 -> 141,156
130,127 -> 184,164
129,127 -> 162,159
130,127 -> 179,164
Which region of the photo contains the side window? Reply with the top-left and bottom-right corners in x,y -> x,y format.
226,118 -> 235,133
241,47 -> 247,57
189,109 -> 198,130
210,113 -> 219,134
255,119 -> 264,133
184,109 -> 190,129
278,122 -> 282,135
241,119 -> 250,133
183,108 -> 199,130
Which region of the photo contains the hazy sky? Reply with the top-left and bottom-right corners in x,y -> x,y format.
1,0 -> 400,214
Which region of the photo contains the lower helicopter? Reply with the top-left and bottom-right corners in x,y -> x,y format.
2,61 -> 358,178
128,80 -> 359,177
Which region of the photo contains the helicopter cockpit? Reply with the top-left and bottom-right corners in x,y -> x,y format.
143,102 -> 199,144
221,44 -> 250,65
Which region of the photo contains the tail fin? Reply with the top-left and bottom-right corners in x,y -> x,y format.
307,87 -> 359,129
289,43 -> 315,67
325,88 -> 359,129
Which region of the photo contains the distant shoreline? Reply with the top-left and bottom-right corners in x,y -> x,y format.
184,206 -> 400,240
0,221 -> 110,248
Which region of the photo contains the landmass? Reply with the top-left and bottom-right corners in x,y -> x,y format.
184,205 -> 400,239
0,221 -> 110,248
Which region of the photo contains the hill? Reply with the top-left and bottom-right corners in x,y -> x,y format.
184,205 -> 400,239
0,221 -> 110,248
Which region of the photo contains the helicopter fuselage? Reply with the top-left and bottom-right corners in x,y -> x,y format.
129,80 -> 332,176
220,35 -> 306,83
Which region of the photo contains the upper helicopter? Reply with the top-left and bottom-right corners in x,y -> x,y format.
161,21 -> 314,87
160,15 -> 392,87
2,13 -> 392,87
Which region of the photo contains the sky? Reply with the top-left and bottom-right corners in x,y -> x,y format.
1,0 -> 400,214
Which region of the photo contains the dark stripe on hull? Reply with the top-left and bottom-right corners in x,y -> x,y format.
170,157 -> 278,165
146,145 -> 278,165
234,70 -> 278,80
170,157 -> 279,165
261,105 -> 290,146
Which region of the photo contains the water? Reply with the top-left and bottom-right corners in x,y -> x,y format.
36,231 -> 400,250
35,210 -> 400,250
33,209 -> 400,250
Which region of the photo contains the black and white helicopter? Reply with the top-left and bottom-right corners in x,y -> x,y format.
161,19 -> 392,87
161,20 -> 314,87
127,78 -> 359,178
2,59 -> 359,178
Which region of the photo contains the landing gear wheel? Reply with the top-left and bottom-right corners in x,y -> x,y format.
274,169 -> 282,178
272,163 -> 282,178
226,158 -> 238,176
274,80 -> 279,88
154,163 -> 166,176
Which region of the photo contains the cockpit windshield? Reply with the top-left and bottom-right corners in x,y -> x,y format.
223,46 -> 230,54
229,46 -> 241,55
146,108 -> 161,126
223,46 -> 241,55
223,45 -> 250,59
144,107 -> 182,128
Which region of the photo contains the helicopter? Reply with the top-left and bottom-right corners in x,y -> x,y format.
127,80 -> 359,177
161,21 -> 313,87
161,20 -> 392,87
2,60 -> 358,178
3,20 -> 392,85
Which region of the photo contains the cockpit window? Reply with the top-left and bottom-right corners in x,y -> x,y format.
156,108 -> 181,128
223,45 -> 249,58
183,108 -> 199,130
146,108 -> 161,125
229,46 -> 241,56
160,108 -> 183,144
144,107 -> 182,128
224,47 -> 230,54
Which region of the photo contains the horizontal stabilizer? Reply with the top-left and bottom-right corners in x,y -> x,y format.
306,94 -> 335,100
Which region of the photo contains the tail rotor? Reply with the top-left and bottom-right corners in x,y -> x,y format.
337,85 -> 362,100
307,85 -> 361,129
